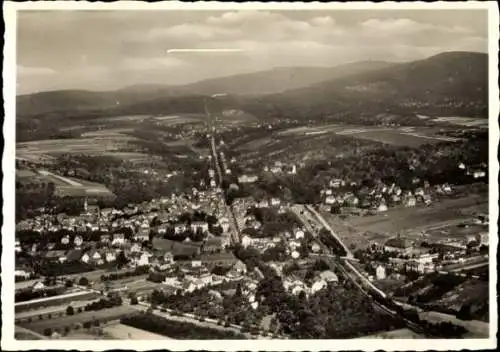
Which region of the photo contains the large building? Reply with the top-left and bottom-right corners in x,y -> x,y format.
384,236 -> 413,254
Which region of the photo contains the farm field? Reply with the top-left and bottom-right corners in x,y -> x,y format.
320,193 -> 488,249
103,323 -> 173,340
19,306 -> 137,333
432,116 -> 489,127
16,299 -> 102,320
277,124 -> 459,146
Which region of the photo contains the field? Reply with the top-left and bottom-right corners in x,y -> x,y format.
320,193 -> 488,249
277,124 -> 459,146
103,323 -> 173,340
17,169 -> 114,198
431,116 -> 489,127
356,328 -> 426,339
19,305 -> 137,333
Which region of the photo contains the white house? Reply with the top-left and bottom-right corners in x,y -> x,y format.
112,233 -> 126,246
325,195 -> 336,205
241,235 -> 253,248
311,279 -> 328,294
295,229 -> 305,240
61,235 -> 70,245
74,235 -> 83,247
376,265 -> 386,280
105,251 -> 116,263
80,253 -> 90,264
191,221 -> 209,233
174,223 -> 187,234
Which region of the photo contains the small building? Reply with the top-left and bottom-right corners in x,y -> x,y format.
375,265 -> 386,280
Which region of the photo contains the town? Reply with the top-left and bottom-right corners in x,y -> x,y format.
11,6 -> 492,343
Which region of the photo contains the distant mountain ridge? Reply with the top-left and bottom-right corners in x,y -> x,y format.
16,60 -> 395,118
16,51 -> 487,120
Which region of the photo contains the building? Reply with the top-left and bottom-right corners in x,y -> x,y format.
375,265 -> 386,280
112,233 -> 126,246
384,236 -> 413,254
238,175 -> 259,184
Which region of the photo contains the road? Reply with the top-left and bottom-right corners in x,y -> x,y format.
304,204 -> 354,258
205,97 -> 241,245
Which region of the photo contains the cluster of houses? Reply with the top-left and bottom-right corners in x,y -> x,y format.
263,161 -> 298,175
319,177 -> 455,213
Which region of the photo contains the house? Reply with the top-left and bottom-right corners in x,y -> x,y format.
130,243 -> 142,253
311,279 -> 328,294
311,242 -> 321,253
405,197 -> 417,207
384,236 -> 413,254
295,229 -> 305,240
87,250 -> 103,265
325,195 -> 336,205
191,221 -> 209,233
135,228 -> 150,242
202,237 -> 223,253
163,276 -> 182,288
270,198 -> 281,207
32,281 -> 46,291
105,251 -> 116,263
15,269 -> 32,279
66,249 -> 83,263
241,235 -> 253,248
174,223 -> 187,234
131,252 -> 151,267
112,233 -> 126,246
319,270 -> 338,283
74,235 -> 84,247
80,253 -> 91,264
61,235 -> 70,245
238,175 -> 259,184
45,250 -> 67,263
101,234 -> 111,244
375,265 -> 386,280
377,203 -> 388,212
329,179 -> 343,188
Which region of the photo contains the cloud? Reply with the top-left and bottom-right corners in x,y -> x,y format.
17,65 -> 56,76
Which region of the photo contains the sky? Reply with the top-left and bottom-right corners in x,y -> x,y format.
17,9 -> 488,94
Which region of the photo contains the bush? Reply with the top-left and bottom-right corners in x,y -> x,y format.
43,328 -> 52,336
65,280 -> 73,288
66,306 -> 75,316
78,277 -> 89,286
130,297 -> 139,305
83,321 -> 92,329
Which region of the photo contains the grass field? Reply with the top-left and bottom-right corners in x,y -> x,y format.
321,193 -> 488,249
104,323 -> 173,340
277,124 -> 458,147
356,328 -> 426,339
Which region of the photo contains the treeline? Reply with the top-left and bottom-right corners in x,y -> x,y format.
15,286 -> 66,302
100,266 -> 149,282
121,312 -> 247,339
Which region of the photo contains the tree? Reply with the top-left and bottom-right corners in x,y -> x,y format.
65,279 -> 73,288
78,276 -> 89,286
43,328 -> 52,337
131,297 -> 139,305
66,306 -> 75,316
83,321 -> 92,329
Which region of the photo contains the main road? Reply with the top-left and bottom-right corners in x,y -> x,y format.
204,96 -> 241,245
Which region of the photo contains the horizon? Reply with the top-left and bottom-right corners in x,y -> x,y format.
16,49 -> 487,96
17,9 -> 488,95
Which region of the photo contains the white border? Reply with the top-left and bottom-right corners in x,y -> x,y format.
2,1 -> 498,351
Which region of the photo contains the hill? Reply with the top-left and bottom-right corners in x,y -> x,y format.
180,60 -> 394,96
16,52 -> 487,126
240,51 -> 488,120
16,60 -> 393,119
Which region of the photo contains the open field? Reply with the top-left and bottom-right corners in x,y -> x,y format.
103,323 -> 173,340
17,169 -> 114,198
418,311 -> 489,338
16,299 -> 101,320
356,328 -> 426,339
277,124 -> 459,146
432,116 -> 489,127
19,305 -> 137,333
320,193 -> 488,249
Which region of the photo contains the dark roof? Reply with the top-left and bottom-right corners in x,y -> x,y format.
66,249 -> 84,262
385,237 -> 412,249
